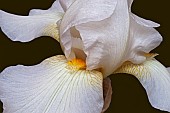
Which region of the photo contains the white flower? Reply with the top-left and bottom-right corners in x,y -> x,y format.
0,0 -> 170,113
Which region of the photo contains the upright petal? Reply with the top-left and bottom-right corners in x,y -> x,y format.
0,55 -> 103,113
115,59 -> 170,112
124,15 -> 162,64
60,0 -> 130,77
0,9 -> 63,42
29,0 -> 64,16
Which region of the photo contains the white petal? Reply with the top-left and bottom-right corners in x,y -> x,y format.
60,0 -> 117,59
0,10 -> 63,42
126,16 -> 162,64
0,55 -> 104,113
29,0 -> 64,16
115,59 -> 170,112
167,67 -> 170,72
60,0 -> 130,77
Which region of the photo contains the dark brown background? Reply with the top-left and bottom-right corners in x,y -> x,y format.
0,0 -> 170,113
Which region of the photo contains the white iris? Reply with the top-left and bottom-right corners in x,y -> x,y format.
0,0 -> 170,113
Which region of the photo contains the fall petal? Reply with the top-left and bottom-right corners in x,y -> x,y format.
115,59 -> 170,112
0,55 -> 104,113
29,0 -> 64,16
0,10 -> 63,42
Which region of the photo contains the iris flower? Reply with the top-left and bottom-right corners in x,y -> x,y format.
0,0 -> 170,113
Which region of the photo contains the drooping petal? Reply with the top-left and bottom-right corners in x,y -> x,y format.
0,55 -> 104,113
29,0 -> 64,16
102,77 -> 112,113
60,0 -> 130,77
115,59 -> 170,112
124,15 -> 162,64
0,9 -> 63,42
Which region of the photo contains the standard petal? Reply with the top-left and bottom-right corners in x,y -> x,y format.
125,16 -> 162,64
115,59 -> 170,112
0,10 -> 63,42
0,55 -> 104,113
29,0 -> 64,16
60,0 -> 130,77
60,0 -> 118,61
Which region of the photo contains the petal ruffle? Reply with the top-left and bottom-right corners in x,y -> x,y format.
0,55 -> 104,113
60,0 -> 129,77
0,4 -> 63,42
115,59 -> 170,112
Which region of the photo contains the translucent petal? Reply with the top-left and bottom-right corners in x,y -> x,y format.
29,0 -> 64,16
60,0 -> 129,77
115,59 -> 170,112
0,10 -> 63,42
0,55 -> 104,113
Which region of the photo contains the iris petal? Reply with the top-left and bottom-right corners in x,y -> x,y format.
0,1 -> 63,42
60,0 -> 130,77
0,55 -> 104,113
29,0 -> 64,16
115,59 -> 170,112
125,16 -> 162,64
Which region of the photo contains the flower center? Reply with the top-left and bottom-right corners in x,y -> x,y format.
67,58 -> 86,70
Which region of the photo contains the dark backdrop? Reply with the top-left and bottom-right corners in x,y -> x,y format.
0,0 -> 170,113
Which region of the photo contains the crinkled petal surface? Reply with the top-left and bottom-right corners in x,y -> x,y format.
0,55 -> 104,113
0,1 -> 63,42
60,0 -> 130,77
116,59 -> 170,112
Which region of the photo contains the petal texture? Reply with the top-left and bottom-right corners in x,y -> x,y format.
0,55 -> 103,113
115,59 -> 170,112
0,9 -> 63,42
60,0 -> 130,77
